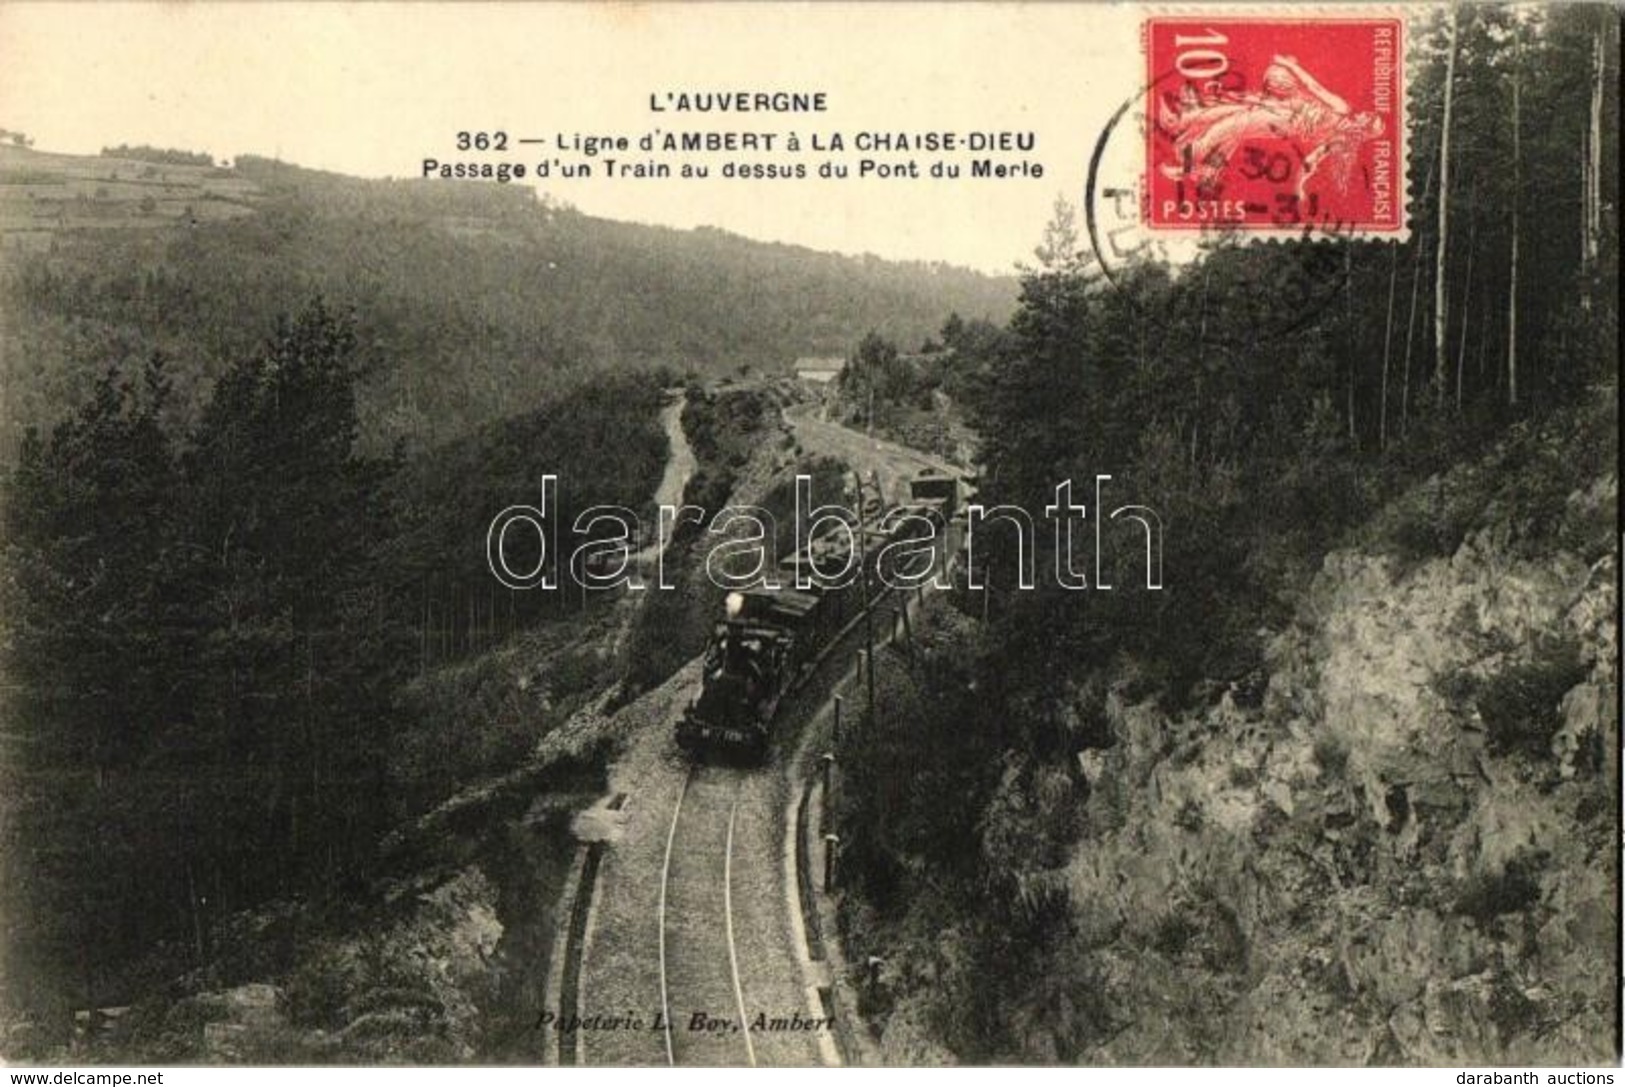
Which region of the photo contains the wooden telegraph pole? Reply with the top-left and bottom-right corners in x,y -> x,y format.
853,472 -> 878,729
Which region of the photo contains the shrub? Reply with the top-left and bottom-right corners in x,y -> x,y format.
1475,635 -> 1588,757
1150,911 -> 1198,956
1173,797 -> 1206,833
285,943 -> 359,1029
680,466 -> 734,528
1226,764 -> 1259,788
1312,731 -> 1350,777
1455,849 -> 1547,925
1489,973 -> 1542,1042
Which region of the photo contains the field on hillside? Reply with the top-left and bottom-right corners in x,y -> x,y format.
0,144 -> 260,244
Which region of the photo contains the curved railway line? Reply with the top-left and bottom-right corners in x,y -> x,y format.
555,400 -> 966,1067
560,585 -> 937,1066
561,595 -> 910,1066
656,766 -> 758,1066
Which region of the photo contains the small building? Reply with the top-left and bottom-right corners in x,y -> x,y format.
793,357 -> 845,383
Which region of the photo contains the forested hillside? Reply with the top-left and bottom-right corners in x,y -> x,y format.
0,148 -> 1016,458
831,4 -> 1618,1064
0,297 -> 676,1034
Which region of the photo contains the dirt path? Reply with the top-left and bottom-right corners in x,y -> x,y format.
656,393 -> 697,504
607,390 -> 696,665
633,392 -> 697,567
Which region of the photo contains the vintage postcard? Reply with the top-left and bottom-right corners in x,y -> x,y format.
0,1 -> 1618,1075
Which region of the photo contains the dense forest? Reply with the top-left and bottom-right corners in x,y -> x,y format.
0,151 -> 1016,459
0,296 -> 675,1022
832,4 -> 1618,1062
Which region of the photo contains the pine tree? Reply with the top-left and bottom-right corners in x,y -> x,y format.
1434,6 -> 1460,409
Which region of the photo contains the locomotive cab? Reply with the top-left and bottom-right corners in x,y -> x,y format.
677,588 -> 812,760
677,506 -> 900,762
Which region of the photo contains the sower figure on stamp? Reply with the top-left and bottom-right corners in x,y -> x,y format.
1159,54 -> 1384,200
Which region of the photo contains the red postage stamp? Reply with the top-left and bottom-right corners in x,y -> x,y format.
1144,15 -> 1405,236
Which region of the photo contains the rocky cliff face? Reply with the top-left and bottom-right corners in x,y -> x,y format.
1054,461 -> 1616,1064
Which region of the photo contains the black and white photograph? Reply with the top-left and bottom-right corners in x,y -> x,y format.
0,1 -> 1618,1074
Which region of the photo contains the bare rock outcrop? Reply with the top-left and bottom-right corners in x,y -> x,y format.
1051,471 -> 1616,1065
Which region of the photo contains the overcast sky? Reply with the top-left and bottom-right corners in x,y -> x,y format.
0,2 -> 1147,274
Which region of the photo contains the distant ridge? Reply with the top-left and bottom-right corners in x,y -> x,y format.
0,145 -> 1018,455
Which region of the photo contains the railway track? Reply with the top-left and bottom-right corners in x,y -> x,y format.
566,520 -> 943,1066
657,766 -> 758,1066
566,718 -> 837,1067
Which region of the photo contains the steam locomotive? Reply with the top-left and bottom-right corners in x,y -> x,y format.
675,471 -> 959,761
